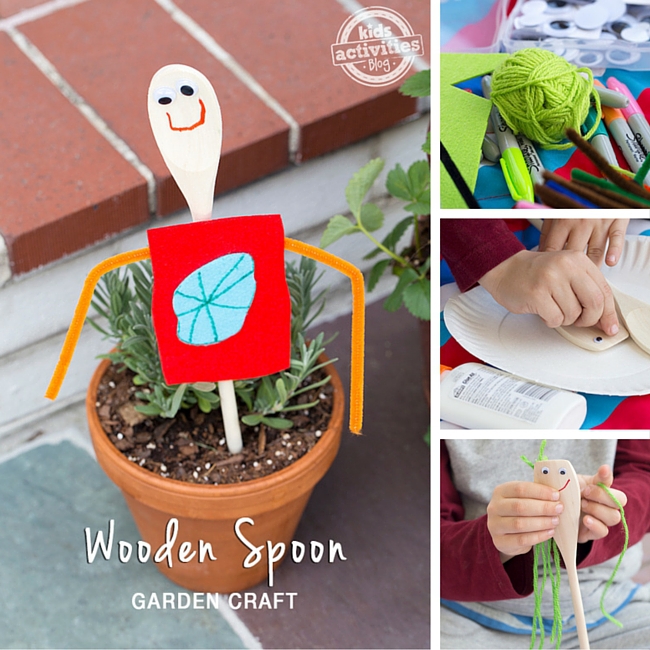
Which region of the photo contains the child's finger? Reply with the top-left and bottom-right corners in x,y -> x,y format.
605,220 -> 629,266
581,498 -> 622,528
583,484 -> 627,508
580,514 -> 609,541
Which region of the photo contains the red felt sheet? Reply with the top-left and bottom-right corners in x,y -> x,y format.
147,214 -> 291,384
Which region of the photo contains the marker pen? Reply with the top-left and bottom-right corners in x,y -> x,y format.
606,76 -> 650,155
515,133 -> 545,189
482,76 -> 534,203
602,104 -> 648,179
581,105 -> 618,168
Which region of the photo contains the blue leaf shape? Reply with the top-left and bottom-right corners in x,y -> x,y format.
172,253 -> 256,346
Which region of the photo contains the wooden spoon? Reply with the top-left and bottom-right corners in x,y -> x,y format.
148,64 -> 243,454
609,283 -> 650,356
556,322 -> 629,352
535,459 -> 589,650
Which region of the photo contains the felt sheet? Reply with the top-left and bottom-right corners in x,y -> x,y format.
440,220 -> 650,429
440,53 -> 509,208
173,253 -> 256,346
148,215 -> 290,384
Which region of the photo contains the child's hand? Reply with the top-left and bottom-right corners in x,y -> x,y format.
576,465 -> 627,544
539,219 -> 630,267
479,249 -> 620,336
487,481 -> 563,563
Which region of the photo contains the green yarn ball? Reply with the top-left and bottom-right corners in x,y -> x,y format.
490,49 -> 598,150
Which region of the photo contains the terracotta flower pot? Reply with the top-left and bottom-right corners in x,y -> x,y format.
86,356 -> 344,593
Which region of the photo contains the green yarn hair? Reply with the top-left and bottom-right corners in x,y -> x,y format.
521,441 -> 629,649
491,49 -> 601,151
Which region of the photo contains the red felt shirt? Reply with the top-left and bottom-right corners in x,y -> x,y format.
147,215 -> 291,384
441,440 -> 650,602
441,218 -> 525,292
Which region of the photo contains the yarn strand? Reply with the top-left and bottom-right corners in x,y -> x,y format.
597,483 -> 629,628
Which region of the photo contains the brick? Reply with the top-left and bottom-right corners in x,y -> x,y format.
174,0 -> 423,160
0,32 -> 149,275
20,0 -> 290,217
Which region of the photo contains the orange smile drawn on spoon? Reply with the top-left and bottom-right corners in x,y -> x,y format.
559,478 -> 570,491
166,98 -> 206,132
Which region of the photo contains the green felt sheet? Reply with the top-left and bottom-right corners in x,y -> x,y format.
440,53 -> 510,209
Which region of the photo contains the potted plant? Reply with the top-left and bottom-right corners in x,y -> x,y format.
320,70 -> 431,401
84,256 -> 345,593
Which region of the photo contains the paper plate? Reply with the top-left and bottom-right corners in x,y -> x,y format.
443,236 -> 650,396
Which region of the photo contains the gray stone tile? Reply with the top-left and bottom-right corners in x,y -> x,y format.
0,441 -> 246,649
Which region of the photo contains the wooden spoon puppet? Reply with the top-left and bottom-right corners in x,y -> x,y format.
45,64 -> 366,450
534,459 -> 590,650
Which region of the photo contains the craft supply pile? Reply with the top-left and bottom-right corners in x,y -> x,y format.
441,0 -> 650,208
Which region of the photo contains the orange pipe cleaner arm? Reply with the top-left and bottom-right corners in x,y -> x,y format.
45,247 -> 152,401
284,237 -> 365,434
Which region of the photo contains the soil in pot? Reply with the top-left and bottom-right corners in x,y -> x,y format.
94,364 -> 335,484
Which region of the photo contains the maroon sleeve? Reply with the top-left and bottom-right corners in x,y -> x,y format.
576,440 -> 650,569
440,218 -> 525,292
441,440 -> 534,601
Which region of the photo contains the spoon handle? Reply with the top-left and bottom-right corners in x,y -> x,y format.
565,559 -> 590,650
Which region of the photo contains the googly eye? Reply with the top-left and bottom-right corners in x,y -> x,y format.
609,17 -> 637,36
575,51 -> 603,67
542,467 -> 550,475
559,467 -> 567,475
176,79 -> 198,97
606,48 -> 640,65
153,87 -> 176,105
593,336 -> 604,343
543,19 -> 577,37
546,0 -> 570,12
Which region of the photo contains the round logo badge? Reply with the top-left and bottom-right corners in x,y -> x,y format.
331,6 -> 424,88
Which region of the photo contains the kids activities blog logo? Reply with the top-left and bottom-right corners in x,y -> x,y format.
331,6 -> 425,87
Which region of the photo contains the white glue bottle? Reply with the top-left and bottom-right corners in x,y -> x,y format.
440,363 -> 587,429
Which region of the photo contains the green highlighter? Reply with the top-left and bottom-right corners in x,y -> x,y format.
482,76 -> 534,202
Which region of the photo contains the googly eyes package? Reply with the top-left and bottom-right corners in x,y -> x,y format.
498,0 -> 650,70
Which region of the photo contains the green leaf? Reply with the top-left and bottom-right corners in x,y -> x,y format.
399,70 -> 430,98
193,389 -> 219,404
402,277 -> 431,320
275,377 -> 288,405
345,158 -> 384,218
192,382 -> 216,392
408,160 -> 430,197
359,203 -> 384,232
241,414 -> 263,426
261,416 -> 294,430
368,259 -> 391,292
422,132 -> 431,155
363,216 -> 414,260
134,403 -> 163,416
320,214 -> 357,249
170,383 -> 187,416
384,216 -> 414,252
197,395 -> 212,413
404,201 -> 430,216
386,164 -> 411,201
383,268 -> 418,312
